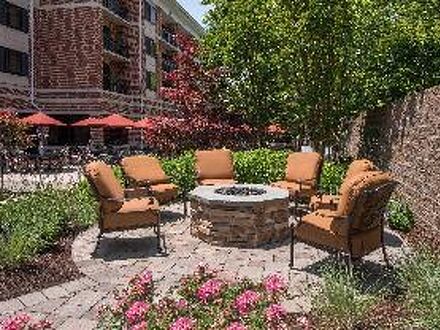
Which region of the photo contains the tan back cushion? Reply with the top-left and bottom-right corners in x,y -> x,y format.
339,159 -> 376,194
195,149 -> 234,180
285,152 -> 323,186
346,159 -> 376,179
337,171 -> 394,230
84,161 -> 124,212
121,156 -> 169,185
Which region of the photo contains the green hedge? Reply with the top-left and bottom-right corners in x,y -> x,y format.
0,184 -> 98,268
158,149 -> 345,195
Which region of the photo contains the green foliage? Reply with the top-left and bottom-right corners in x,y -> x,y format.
233,149 -> 287,184
311,263 -> 378,329
202,0 -> 440,146
161,151 -> 197,196
387,199 -> 414,232
319,162 -> 348,195
398,250 -> 440,328
0,184 -> 98,268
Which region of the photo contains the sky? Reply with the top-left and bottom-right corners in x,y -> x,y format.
176,0 -> 211,27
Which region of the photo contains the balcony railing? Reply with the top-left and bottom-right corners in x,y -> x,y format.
162,30 -> 177,47
162,59 -> 176,73
104,35 -> 129,58
103,0 -> 129,21
103,78 -> 129,94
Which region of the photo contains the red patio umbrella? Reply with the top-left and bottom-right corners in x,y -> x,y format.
267,124 -> 286,135
71,117 -> 104,127
133,117 -> 154,129
22,112 -> 66,126
99,114 -> 135,128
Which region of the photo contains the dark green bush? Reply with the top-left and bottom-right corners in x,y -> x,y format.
398,250 -> 440,328
387,199 -> 414,232
233,148 -> 288,184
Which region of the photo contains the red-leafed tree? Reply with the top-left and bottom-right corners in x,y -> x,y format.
144,33 -> 257,155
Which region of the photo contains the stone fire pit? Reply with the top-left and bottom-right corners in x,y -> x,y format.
189,184 -> 290,247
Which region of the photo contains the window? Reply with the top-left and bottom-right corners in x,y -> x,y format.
0,1 -> 28,33
145,71 -> 156,91
144,1 -> 156,24
0,46 -> 28,76
145,37 -> 156,57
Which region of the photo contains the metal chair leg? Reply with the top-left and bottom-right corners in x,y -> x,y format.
381,228 -> 390,268
289,224 -> 295,269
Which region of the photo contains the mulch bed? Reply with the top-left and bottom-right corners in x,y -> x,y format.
0,230 -> 83,301
405,222 -> 440,252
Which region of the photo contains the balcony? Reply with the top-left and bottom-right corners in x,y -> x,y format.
162,58 -> 176,73
162,29 -> 177,47
103,0 -> 129,22
104,35 -> 129,59
103,77 -> 130,95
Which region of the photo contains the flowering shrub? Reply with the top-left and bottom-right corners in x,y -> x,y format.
97,265 -> 290,329
0,313 -> 52,330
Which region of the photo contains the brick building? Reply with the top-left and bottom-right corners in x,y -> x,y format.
0,0 -> 204,144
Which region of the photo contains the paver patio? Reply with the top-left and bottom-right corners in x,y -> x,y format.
0,203 -> 408,329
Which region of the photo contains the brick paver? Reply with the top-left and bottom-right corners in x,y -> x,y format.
0,203 -> 408,329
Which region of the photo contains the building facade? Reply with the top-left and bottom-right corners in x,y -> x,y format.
0,0 -> 204,119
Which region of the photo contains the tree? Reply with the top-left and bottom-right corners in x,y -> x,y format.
144,33 -> 256,155
201,0 -> 440,149
0,111 -> 29,151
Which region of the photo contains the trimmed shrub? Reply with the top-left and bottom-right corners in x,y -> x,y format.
319,162 -> 348,195
233,149 -> 288,184
387,199 -> 414,232
161,151 -> 197,197
0,184 -> 98,268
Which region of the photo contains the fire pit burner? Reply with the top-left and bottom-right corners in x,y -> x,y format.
215,186 -> 267,196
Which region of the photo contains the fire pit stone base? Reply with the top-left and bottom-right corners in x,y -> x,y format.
189,184 -> 290,248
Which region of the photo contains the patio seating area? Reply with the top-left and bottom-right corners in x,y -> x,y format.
0,202 -> 407,328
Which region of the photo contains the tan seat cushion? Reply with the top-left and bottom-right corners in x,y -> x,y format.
151,183 -> 178,204
121,155 -> 169,185
310,194 -> 339,211
195,149 -> 234,180
300,210 -> 348,236
285,152 -> 322,186
199,179 -> 236,186
271,180 -> 315,198
104,197 -> 160,231
84,161 -> 124,212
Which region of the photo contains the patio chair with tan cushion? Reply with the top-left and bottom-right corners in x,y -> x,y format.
272,152 -> 323,200
309,159 -> 377,211
290,171 -> 397,268
121,155 -> 178,205
195,149 -> 236,186
84,161 -> 165,252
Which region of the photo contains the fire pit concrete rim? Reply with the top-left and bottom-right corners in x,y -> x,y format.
189,184 -> 289,205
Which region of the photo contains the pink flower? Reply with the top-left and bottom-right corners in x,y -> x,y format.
296,315 -> 312,330
265,304 -> 287,323
1,314 -> 31,330
233,290 -> 260,315
125,301 -> 150,324
196,279 -> 224,303
169,317 -> 195,330
130,321 -> 147,330
175,299 -> 188,310
227,321 -> 247,330
264,274 -> 287,294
